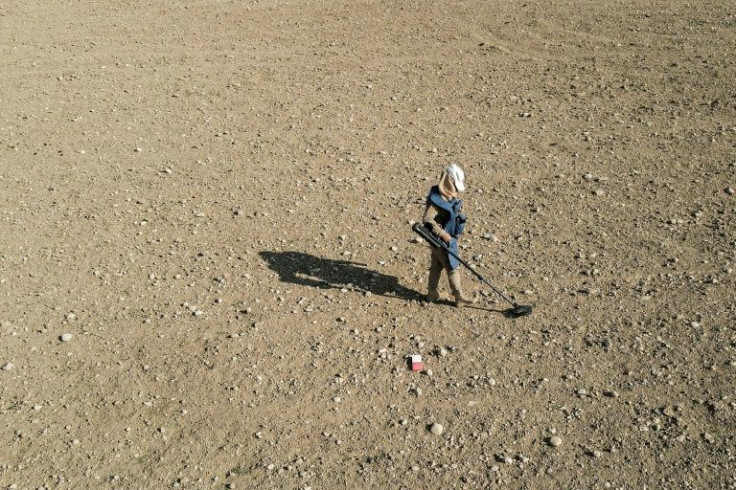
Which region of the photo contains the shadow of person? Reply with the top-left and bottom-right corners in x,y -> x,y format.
259,251 -> 424,302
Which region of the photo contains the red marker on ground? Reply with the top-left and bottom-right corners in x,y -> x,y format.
410,354 -> 424,372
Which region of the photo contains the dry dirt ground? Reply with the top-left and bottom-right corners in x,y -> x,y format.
1,0 -> 735,488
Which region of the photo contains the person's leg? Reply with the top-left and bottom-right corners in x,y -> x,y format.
434,248 -> 465,305
448,267 -> 477,307
427,250 -> 443,302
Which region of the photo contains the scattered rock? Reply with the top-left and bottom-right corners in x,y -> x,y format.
430,423 -> 444,436
548,436 -> 562,447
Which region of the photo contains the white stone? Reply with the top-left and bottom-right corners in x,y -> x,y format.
60,333 -> 73,342
430,423 -> 444,436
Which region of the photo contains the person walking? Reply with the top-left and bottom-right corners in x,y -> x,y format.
422,163 -> 477,307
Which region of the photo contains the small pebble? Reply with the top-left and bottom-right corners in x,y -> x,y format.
3,362 -> 14,371
430,423 -> 444,436
548,436 -> 562,447
60,333 -> 73,342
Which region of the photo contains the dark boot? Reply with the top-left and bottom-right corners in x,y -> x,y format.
453,293 -> 477,308
427,289 -> 441,303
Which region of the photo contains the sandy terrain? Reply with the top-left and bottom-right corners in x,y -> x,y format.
1,0 -> 735,488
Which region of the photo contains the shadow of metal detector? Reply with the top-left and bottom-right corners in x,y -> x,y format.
412,223 -> 533,319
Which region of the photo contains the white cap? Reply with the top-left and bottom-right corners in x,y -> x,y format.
447,163 -> 465,192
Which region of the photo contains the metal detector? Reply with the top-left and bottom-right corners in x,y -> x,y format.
412,223 -> 533,318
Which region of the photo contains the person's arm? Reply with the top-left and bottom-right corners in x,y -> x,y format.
423,204 -> 451,243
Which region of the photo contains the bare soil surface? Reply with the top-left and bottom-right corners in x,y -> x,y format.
1,0 -> 735,488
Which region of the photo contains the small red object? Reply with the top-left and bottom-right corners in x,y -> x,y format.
411,354 -> 424,372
